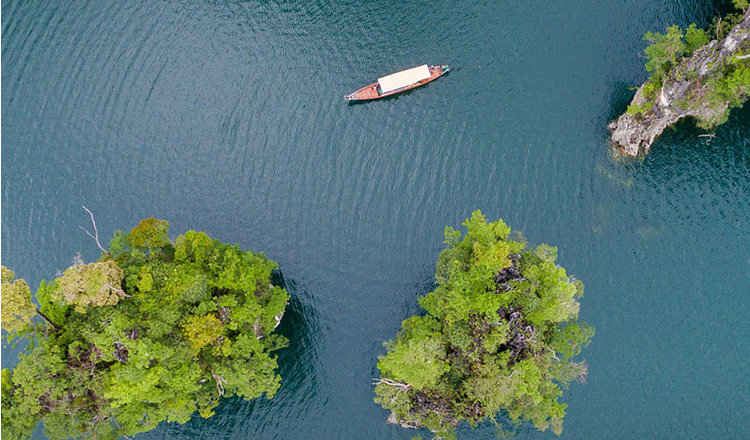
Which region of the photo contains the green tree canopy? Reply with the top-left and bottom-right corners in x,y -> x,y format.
644,25 -> 687,81
1,219 -> 289,440
53,260 -> 125,313
374,211 -> 593,438
684,24 -> 710,54
1,267 -> 37,334
641,3 -> 747,84
127,217 -> 170,249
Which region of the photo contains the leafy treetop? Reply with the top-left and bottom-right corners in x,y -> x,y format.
375,211 -> 593,439
1,218 -> 289,440
127,218 -> 170,249
1,267 -> 37,334
53,260 -> 126,313
643,24 -> 711,84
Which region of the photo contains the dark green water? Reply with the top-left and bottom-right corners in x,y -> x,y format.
2,0 -> 749,438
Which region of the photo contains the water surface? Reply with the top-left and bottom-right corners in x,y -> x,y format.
2,0 -> 749,439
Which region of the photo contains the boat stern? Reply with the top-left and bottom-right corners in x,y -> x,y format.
344,83 -> 381,102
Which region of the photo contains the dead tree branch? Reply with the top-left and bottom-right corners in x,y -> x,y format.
102,283 -> 131,298
211,369 -> 226,396
79,205 -> 108,255
698,133 -> 716,144
373,378 -> 412,395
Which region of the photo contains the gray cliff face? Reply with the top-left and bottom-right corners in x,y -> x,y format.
609,11 -> 750,156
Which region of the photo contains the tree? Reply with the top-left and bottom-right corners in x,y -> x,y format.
53,260 -> 126,313
1,219 -> 289,440
374,211 -> 593,438
1,267 -> 37,334
1,266 -> 58,332
643,4 -> 748,81
684,24 -> 710,55
127,217 -> 170,249
733,0 -> 748,12
644,25 -> 686,82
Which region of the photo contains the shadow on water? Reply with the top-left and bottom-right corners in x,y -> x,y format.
603,79 -> 639,125
645,102 -> 750,169
271,270 -> 321,397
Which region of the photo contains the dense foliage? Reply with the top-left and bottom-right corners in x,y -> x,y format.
627,3 -> 749,123
641,0 -> 748,84
641,24 -> 711,82
699,53 -> 750,126
1,219 -> 289,440
374,212 -> 593,438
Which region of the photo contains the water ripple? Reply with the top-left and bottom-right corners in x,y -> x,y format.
3,0 -> 749,439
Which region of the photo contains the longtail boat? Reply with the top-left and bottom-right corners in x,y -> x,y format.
344,64 -> 449,102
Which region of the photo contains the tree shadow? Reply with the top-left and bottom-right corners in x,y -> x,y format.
644,101 -> 750,167
601,79 -> 637,129
271,270 -> 321,399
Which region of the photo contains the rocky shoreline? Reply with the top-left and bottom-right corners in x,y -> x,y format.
609,10 -> 750,156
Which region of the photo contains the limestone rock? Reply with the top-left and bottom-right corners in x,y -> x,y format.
609,11 -> 750,156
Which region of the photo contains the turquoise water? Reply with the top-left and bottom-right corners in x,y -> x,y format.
2,0 -> 749,438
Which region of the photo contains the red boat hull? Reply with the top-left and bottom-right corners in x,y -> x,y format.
344,65 -> 449,102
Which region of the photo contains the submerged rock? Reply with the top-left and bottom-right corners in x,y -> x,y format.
609,11 -> 750,156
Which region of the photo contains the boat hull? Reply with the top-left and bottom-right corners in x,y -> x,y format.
344,65 -> 449,102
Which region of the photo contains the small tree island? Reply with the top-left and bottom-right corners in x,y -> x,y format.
374,212 -> 593,439
1,217 -> 289,440
610,1 -> 750,156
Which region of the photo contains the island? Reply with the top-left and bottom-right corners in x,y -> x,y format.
609,3 -> 750,156
1,217 -> 289,440
374,211 -> 593,438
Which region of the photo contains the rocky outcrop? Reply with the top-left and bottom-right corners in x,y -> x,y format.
386,412 -> 419,429
609,11 -> 750,156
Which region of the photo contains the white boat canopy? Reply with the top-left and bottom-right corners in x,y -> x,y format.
378,65 -> 431,94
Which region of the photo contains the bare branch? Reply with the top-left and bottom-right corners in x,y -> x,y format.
698,133 -> 716,144
102,283 -> 131,298
211,369 -> 226,396
79,205 -> 108,255
373,378 -> 412,395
